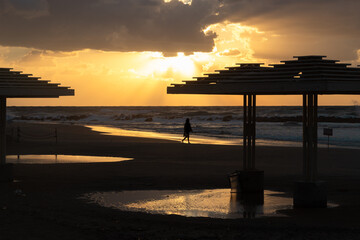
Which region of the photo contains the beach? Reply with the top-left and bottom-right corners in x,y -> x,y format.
2,0 -> 360,238
1,122 -> 360,239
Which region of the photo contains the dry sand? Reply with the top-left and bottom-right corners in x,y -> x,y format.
1,122 -> 360,239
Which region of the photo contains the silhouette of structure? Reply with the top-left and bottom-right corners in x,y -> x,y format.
167,55 -> 360,207
0,68 -> 74,180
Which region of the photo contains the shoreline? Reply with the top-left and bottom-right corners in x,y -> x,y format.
9,113 -> 360,149
15,120 -> 359,149
86,124 -> 360,150
2,122 -> 360,239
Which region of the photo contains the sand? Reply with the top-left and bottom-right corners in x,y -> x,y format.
1,122 -> 360,239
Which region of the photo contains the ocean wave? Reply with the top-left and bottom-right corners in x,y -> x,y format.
7,106 -> 360,148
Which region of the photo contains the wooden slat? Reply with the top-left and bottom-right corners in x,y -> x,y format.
168,81 -> 360,95
0,83 -> 60,87
0,88 -> 74,98
0,68 -> 74,97
168,55 -> 360,95
271,63 -> 351,68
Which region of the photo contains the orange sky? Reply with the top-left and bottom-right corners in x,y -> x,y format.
1,0 -> 360,106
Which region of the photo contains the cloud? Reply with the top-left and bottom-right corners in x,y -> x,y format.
215,0 -> 360,61
0,0 -> 360,61
0,0 -> 219,54
0,0 -> 49,19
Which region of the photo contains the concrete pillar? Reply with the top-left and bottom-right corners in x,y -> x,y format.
0,97 -> 6,165
229,170 -> 264,193
230,94 -> 263,195
294,94 -> 326,208
0,97 -> 12,182
230,192 -> 264,219
294,181 -> 327,208
243,94 -> 256,170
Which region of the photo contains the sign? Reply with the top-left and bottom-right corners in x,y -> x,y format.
323,128 -> 333,136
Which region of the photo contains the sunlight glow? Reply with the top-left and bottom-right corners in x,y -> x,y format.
141,52 -> 196,80
164,0 -> 192,5
3,20 -> 360,106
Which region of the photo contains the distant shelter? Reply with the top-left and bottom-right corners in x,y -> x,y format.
167,55 -> 360,207
0,68 -> 74,180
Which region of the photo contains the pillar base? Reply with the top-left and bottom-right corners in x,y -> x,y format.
293,181 -> 327,208
229,170 -> 264,194
0,163 -> 13,182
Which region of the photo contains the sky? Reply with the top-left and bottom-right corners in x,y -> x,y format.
1,0 -> 360,106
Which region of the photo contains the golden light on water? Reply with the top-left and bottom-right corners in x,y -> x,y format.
86,189 -> 298,219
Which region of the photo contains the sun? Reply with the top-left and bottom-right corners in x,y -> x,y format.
169,53 -> 195,76
141,52 -> 196,79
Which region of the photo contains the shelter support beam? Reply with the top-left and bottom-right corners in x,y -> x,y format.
0,97 -> 11,182
229,94 -> 263,194
302,94 -> 318,181
0,97 -> 6,165
294,93 -> 326,208
243,94 -> 256,170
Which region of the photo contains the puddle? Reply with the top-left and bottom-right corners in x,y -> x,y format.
85,189 -> 297,219
6,155 -> 133,164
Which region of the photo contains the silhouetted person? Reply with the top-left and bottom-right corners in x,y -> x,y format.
182,118 -> 192,144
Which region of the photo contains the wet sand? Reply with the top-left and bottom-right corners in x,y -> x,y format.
1,122 -> 360,239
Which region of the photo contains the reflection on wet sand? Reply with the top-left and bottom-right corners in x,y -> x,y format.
86,125 -> 241,145
86,189 -> 294,219
7,154 -> 133,164
86,125 -> 305,147
229,192 -> 264,219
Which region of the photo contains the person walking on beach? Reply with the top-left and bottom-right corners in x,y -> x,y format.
182,118 -> 193,144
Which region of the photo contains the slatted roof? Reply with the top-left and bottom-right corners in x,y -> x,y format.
167,56 -> 360,95
0,68 -> 74,97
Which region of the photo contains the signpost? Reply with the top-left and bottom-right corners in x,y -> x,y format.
323,128 -> 333,149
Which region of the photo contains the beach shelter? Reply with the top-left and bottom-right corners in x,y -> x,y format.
167,55 -> 360,207
0,68 -> 74,168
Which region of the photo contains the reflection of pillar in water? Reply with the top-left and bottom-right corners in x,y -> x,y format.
229,192 -> 264,219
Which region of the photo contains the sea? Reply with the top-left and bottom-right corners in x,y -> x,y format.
7,106 -> 360,148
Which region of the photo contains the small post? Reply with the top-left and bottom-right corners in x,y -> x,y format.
323,128 -> 333,150
55,128 -> 58,144
17,127 -> 20,143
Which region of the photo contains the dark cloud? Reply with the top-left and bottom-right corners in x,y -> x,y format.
0,0 -> 219,53
216,0 -> 360,60
0,0 -> 359,60
216,0 -> 360,33
0,0 -> 49,18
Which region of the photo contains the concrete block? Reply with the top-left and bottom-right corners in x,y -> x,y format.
229,170 -> 264,193
293,181 -> 327,208
0,163 -> 13,182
